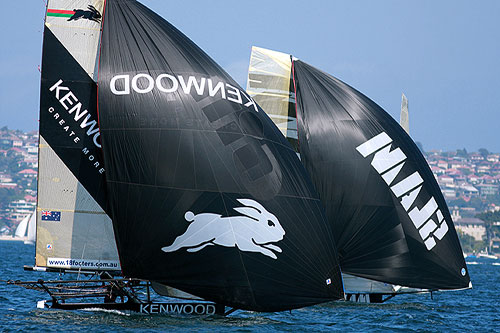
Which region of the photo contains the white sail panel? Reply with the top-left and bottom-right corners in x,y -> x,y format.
45,0 -> 104,81
36,136 -> 120,270
247,46 -> 297,143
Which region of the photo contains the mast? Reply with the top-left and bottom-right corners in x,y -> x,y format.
97,0 -> 343,312
36,0 -> 119,271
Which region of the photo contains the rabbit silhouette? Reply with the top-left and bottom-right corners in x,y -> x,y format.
161,199 -> 285,259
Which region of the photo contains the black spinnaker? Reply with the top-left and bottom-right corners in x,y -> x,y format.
247,47 -> 470,291
97,0 -> 343,312
291,60 -> 470,290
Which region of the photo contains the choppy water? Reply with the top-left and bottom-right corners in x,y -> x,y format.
1,241 -> 498,332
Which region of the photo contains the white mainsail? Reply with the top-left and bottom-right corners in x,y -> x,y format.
36,0 -> 119,271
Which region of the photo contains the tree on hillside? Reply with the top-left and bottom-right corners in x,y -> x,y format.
456,148 -> 468,158
6,152 -> 22,174
478,148 -> 489,159
0,188 -> 22,209
457,230 -> 486,253
475,211 -> 500,253
449,197 -> 488,213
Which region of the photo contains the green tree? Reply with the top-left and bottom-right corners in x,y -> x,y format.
475,211 -> 500,253
457,230 -> 486,253
456,148 -> 468,157
448,197 -> 487,213
478,148 -> 489,159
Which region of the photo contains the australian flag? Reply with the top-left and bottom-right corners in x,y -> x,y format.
41,210 -> 61,221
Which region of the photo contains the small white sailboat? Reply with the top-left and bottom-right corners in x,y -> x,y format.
11,210 -> 36,243
14,214 -> 30,240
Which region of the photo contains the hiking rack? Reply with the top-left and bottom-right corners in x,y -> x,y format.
8,274 -> 226,315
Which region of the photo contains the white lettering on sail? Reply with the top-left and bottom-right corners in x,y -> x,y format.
49,79 -> 69,99
178,76 -> 206,95
110,74 -> 130,95
109,74 -> 259,112
207,79 -> 226,99
161,199 -> 285,259
356,132 -> 449,250
68,103 -> 89,121
408,197 -> 438,229
132,73 -> 155,94
381,162 -> 404,185
356,132 -> 392,157
369,144 -> 406,174
391,172 -> 423,197
156,74 -> 178,93
59,91 -> 78,110
225,83 -> 242,104
400,185 -> 422,211
241,89 -> 258,112
80,114 -> 99,136
49,79 -> 101,148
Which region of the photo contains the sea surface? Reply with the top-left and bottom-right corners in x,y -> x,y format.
0,241 -> 498,332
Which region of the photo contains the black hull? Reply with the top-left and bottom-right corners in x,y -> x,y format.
9,276 -> 226,316
42,300 -> 225,315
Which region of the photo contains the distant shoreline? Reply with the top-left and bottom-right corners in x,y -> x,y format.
0,235 -> 26,242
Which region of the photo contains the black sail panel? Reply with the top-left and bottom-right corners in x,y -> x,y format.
98,0 -> 342,311
292,60 -> 470,290
40,28 -> 106,210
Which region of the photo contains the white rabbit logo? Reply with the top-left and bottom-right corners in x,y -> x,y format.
161,199 -> 285,259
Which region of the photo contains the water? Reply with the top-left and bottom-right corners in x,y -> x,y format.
1,241 -> 498,332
